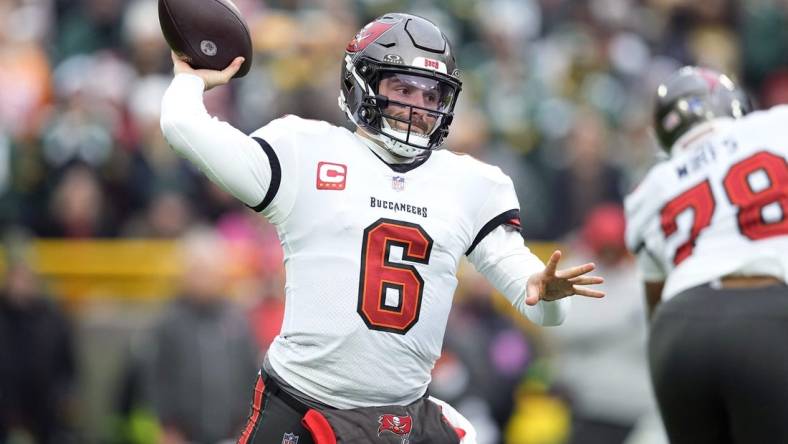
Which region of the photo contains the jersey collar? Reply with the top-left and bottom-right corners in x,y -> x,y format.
671,118 -> 734,156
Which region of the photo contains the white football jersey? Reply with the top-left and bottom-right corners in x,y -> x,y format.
160,73 -> 564,410
251,115 -> 521,408
625,105 -> 788,300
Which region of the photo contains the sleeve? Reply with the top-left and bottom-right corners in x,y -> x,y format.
624,177 -> 667,283
465,170 -> 522,256
248,115 -> 305,224
467,225 -> 570,326
159,73 -> 277,210
635,245 -> 667,282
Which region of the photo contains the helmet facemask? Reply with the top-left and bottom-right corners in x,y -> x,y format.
361,70 -> 458,157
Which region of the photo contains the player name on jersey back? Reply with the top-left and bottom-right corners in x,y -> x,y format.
672,135 -> 740,180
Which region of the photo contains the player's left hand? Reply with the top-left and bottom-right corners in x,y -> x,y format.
525,250 -> 605,306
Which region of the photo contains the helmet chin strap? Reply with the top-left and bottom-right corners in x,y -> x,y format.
384,138 -> 422,159
355,128 -> 424,163
379,118 -> 431,158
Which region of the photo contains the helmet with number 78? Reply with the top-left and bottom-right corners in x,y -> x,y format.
338,13 -> 463,158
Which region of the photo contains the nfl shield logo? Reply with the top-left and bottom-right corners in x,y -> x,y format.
392,176 -> 405,191
281,432 -> 299,444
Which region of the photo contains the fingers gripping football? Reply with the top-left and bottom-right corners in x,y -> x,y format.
525,250 -> 605,306
171,51 -> 245,90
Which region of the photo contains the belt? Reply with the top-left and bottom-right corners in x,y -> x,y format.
261,371 -> 311,415
718,275 -> 784,289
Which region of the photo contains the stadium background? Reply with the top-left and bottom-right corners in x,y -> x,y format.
1,0 -> 786,443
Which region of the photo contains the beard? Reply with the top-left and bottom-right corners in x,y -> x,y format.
387,112 -> 434,134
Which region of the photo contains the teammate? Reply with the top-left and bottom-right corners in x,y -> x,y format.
625,66 -> 788,443
160,13 -> 604,444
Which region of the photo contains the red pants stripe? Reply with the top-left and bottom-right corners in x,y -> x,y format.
237,374 -> 266,444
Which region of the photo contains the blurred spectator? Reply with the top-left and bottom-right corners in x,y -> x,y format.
542,204 -> 666,444
36,163 -> 117,237
54,0 -> 127,61
547,110 -> 625,238
213,211 -> 286,353
120,72 -> 203,221
2,0 -> 786,243
109,336 -> 160,444
2,0 -> 788,441
0,230 -> 78,443
741,1 -> 788,89
143,227 -> 259,444
245,275 -> 285,354
122,0 -> 171,75
122,190 -> 194,238
0,19 -> 52,140
431,265 -> 541,444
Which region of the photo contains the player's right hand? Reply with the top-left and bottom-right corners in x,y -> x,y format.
171,51 -> 245,91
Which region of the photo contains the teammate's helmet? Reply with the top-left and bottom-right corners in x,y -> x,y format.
339,13 -> 462,158
654,66 -> 751,152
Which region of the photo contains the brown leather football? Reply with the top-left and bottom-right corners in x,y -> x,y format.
158,0 -> 252,78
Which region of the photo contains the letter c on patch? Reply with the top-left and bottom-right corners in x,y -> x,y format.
316,162 -> 347,190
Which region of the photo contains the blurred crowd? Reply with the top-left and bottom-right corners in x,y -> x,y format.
4,0 -> 788,240
3,0 -> 788,442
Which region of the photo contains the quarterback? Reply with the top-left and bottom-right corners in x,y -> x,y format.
161,13 -> 604,444
626,66 -> 788,443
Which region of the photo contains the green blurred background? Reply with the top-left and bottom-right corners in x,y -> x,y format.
2,0 -> 787,443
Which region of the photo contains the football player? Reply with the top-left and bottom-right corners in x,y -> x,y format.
160,13 -> 604,444
626,66 -> 788,443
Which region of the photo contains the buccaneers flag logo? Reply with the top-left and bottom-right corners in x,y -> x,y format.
346,21 -> 394,53
378,414 -> 413,443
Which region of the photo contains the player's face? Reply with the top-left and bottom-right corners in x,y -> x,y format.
378,73 -> 452,135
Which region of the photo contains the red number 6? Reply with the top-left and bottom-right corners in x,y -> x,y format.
358,219 -> 433,334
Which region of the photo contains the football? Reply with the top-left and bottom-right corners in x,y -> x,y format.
158,0 -> 252,78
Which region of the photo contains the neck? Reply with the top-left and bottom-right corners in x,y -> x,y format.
354,129 -> 416,164
672,118 -> 734,156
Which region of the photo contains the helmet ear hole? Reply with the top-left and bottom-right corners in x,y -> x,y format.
359,100 -> 380,125
356,61 -> 377,84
